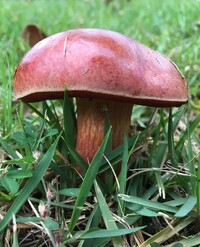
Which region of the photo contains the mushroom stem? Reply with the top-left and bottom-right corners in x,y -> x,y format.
76,98 -> 133,165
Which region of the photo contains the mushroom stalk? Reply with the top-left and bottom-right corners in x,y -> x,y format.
76,98 -> 133,164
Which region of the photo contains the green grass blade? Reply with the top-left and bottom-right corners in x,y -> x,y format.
67,144 -> 88,173
119,135 -> 129,195
197,154 -> 200,216
59,188 -> 92,197
42,101 -> 60,128
168,108 -> 176,167
16,217 -> 41,223
12,215 -> 19,247
118,194 -> 178,214
140,217 -> 194,247
150,243 -> 161,247
89,238 -> 110,247
69,128 -> 111,232
103,112 -> 113,193
118,134 -> 139,215
16,112 -> 32,156
76,227 -> 145,239
25,103 -> 45,120
63,90 -> 75,148
100,130 -> 146,171
29,197 -> 75,209
187,114 -> 196,195
32,114 -> 47,150
117,135 -> 129,216
174,196 -> 196,217
171,105 -> 186,132
104,111 -> 112,153
65,226 -> 144,245
170,244 -> 183,247
94,180 -> 123,246
169,235 -> 200,247
164,197 -> 186,207
126,203 -> 159,217
0,134 -> 61,232
77,204 -> 101,247
176,114 -> 200,150
148,111 -> 162,168
0,138 -> 19,159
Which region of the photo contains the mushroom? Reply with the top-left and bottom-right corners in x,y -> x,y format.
22,24 -> 47,48
13,28 -> 188,167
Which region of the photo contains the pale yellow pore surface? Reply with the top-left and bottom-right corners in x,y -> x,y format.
76,98 -> 132,165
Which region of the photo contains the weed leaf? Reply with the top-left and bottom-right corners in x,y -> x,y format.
69,128 -> 111,231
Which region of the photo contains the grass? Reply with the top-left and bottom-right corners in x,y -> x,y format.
0,0 -> 200,246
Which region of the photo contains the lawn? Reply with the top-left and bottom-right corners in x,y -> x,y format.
0,0 -> 200,246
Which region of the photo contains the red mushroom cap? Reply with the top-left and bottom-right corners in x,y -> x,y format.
14,28 -> 188,107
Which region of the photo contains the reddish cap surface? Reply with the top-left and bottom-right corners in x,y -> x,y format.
14,28 -> 188,107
